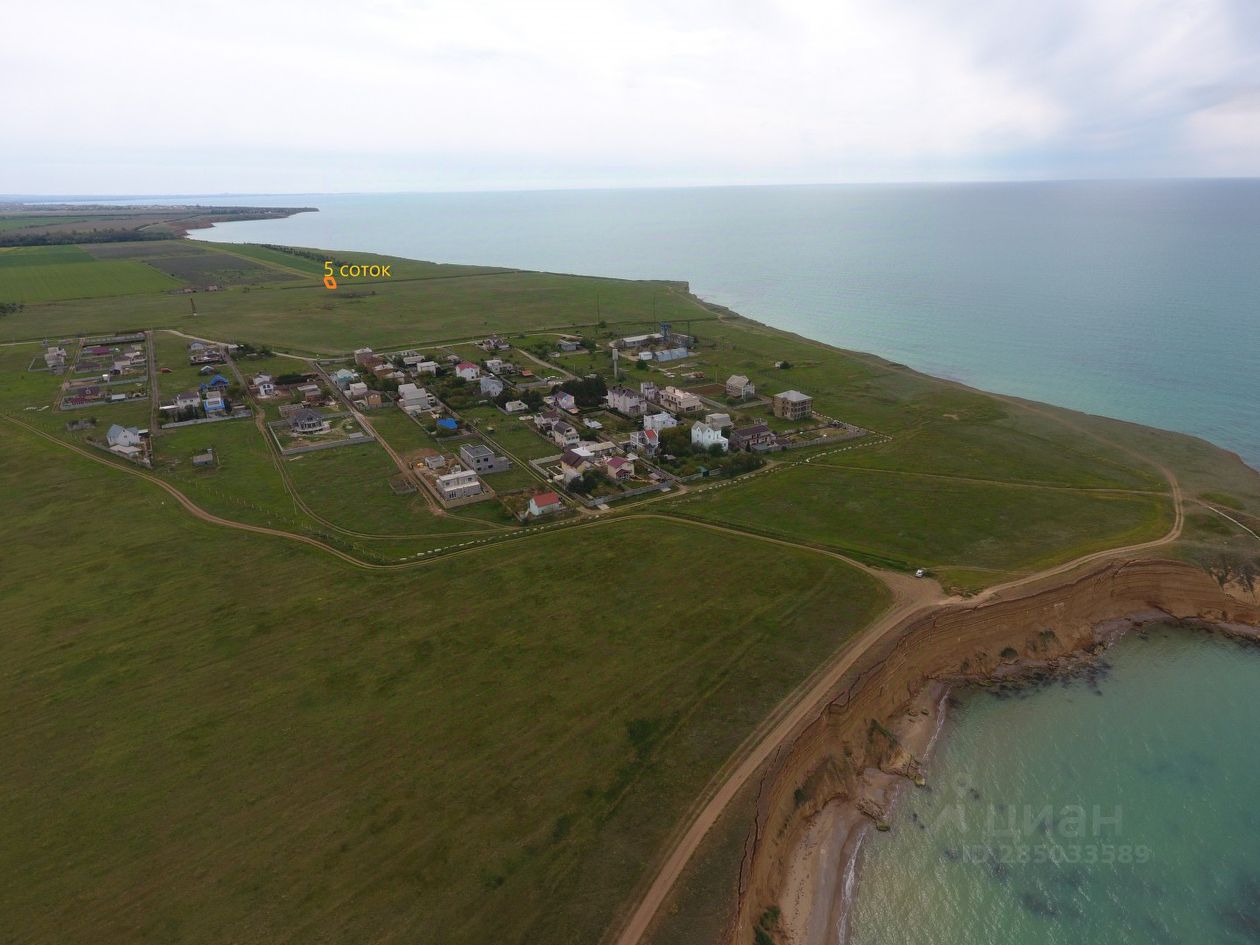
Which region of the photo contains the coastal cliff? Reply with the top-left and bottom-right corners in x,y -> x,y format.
731,558 -> 1260,945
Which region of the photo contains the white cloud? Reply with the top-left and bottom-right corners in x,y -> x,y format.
3,0 -> 1256,192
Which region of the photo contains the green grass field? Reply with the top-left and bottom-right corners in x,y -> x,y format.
0,428 -> 888,945
0,265 -> 706,352
674,463 -> 1174,588
0,246 -> 181,302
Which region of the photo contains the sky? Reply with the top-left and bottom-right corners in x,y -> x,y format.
5,0 -> 1259,194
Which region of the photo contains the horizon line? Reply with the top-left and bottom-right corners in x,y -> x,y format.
4,175 -> 1260,202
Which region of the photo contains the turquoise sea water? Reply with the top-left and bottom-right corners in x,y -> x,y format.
186,181 -> 1260,467
848,625 -> 1260,945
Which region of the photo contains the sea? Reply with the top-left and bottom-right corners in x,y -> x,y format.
184,181 -> 1260,468
848,625 -> 1260,945
137,182 -> 1260,943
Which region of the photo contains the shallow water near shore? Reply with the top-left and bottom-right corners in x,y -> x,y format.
846,624 -> 1260,945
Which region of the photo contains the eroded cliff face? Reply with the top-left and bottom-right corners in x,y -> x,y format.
732,559 -> 1260,945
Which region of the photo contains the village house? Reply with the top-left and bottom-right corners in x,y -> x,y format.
188,344 -> 225,365
772,390 -> 814,420
503,399 -> 528,413
347,381 -> 369,399
691,421 -> 729,452
485,358 -> 505,374
203,390 -> 227,416
289,408 -> 330,435
557,338 -> 582,352
203,373 -> 230,389
397,383 -> 437,414
552,391 -> 578,413
606,385 -> 646,417
629,428 -> 660,454
658,385 -> 703,414
726,374 -> 756,399
106,424 -> 143,449
579,440 -> 617,459
604,455 -> 635,481
253,374 -> 277,398
528,491 -> 565,517
43,346 -> 67,370
296,383 -> 323,404
729,422 -> 777,452
480,376 -> 505,397
174,390 -> 201,412
704,412 -> 733,430
331,368 -> 357,388
640,381 -> 659,401
423,453 -> 446,470
560,450 -> 592,483
550,421 -> 581,449
455,361 -> 480,381
353,348 -> 377,367
643,412 -> 678,432
459,443 -> 510,474
436,467 -> 483,501
192,451 -> 216,467
403,355 -> 439,375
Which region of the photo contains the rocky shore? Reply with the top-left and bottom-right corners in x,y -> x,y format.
730,559 -> 1260,945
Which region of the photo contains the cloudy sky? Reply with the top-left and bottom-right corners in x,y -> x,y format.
6,0 -> 1259,194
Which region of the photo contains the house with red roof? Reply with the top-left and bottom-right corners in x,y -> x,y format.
528,492 -> 565,517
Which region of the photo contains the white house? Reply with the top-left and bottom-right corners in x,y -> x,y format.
347,381 -> 369,399
528,491 -> 565,517
253,374 -> 276,398
503,400 -> 528,413
630,428 -> 660,454
725,374 -> 756,399
397,383 -> 437,414
658,386 -> 703,414
606,385 -> 646,417
553,391 -> 578,413
436,467 -> 483,501
691,421 -> 729,452
174,390 -> 201,411
455,361 -> 480,381
486,358 -> 505,374
643,412 -> 678,432
704,412 -> 733,430
480,376 -> 505,397
550,421 -> 581,448
106,424 -> 143,448
403,357 -> 438,375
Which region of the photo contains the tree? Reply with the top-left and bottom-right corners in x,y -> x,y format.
559,374 -> 608,408
658,425 -> 692,456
